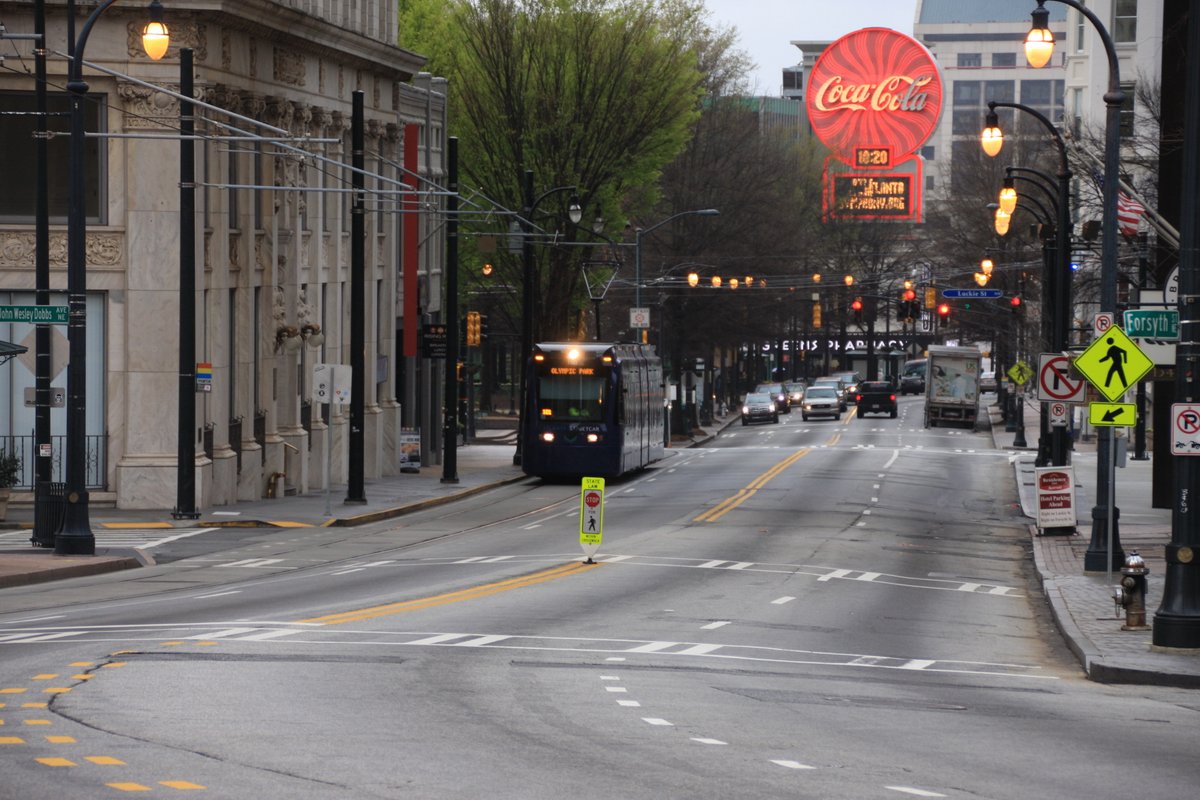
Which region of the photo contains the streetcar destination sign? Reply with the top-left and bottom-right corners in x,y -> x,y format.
941,289 -> 1002,299
0,305 -> 69,324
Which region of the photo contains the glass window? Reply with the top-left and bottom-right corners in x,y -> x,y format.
1020,80 -> 1053,106
953,81 -> 981,106
1113,0 -> 1137,44
952,109 -> 984,135
921,145 -> 935,160
957,53 -> 981,68
1074,9 -> 1086,52
536,371 -> 607,422
0,91 -> 105,223
1120,82 -> 1136,137
984,80 -> 1015,104
991,52 -> 1016,68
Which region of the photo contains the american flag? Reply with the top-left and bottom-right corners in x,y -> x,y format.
1092,171 -> 1146,238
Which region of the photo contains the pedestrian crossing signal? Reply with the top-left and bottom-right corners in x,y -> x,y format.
466,311 -> 481,346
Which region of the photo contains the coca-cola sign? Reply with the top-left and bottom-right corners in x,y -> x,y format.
806,28 -> 943,161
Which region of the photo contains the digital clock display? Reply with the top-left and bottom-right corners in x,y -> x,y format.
854,147 -> 891,168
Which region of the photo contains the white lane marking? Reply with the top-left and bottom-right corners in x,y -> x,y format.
884,449 -> 900,469
873,484 -> 881,489
623,488 -> 636,493
647,478 -> 657,482
452,556 -> 488,563
599,675 -> 620,681
605,657 -> 626,662
886,788 -> 947,798
522,524 -> 542,530
600,555 -> 632,563
605,686 -> 628,693
989,586 -> 1017,595
188,627 -> 258,639
899,659 -> 937,671
771,760 -> 816,770
237,629 -> 301,641
856,521 -> 867,527
675,643 -> 721,656
698,560 -> 728,569
862,509 -> 872,515
455,635 -> 510,647
217,558 -> 283,569
616,699 -> 641,707
407,633 -> 470,646
626,641 -> 678,653
819,569 -> 852,582
0,631 -> 83,643
771,596 -> 796,605
480,556 -> 513,563
858,572 -> 881,582
1,615 -> 66,625
871,497 -> 879,503
691,738 -> 727,745
701,621 -> 730,630
642,718 -> 673,726
727,562 -> 753,570
958,583 -> 982,593
331,568 -> 364,575
194,591 -> 241,600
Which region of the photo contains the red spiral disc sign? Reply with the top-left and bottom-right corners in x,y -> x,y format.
806,28 -> 944,161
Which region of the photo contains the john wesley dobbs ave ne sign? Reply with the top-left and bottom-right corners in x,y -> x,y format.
0,305 -> 69,324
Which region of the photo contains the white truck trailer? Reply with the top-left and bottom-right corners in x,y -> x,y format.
923,345 -> 982,428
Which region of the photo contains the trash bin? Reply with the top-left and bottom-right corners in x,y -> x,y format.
31,482 -> 66,548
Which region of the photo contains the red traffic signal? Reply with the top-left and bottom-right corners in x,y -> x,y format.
901,288 -> 917,302
1010,296 -> 1022,307
937,303 -> 950,317
851,298 -> 864,311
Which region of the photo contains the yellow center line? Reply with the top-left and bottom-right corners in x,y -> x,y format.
299,561 -> 599,625
694,448 -> 810,523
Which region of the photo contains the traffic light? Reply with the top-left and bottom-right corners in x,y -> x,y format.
937,303 -> 951,327
851,296 -> 864,326
812,301 -> 822,329
466,310 -> 481,346
1010,296 -> 1023,315
900,289 -> 917,322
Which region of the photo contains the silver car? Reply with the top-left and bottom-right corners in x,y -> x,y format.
801,385 -> 842,420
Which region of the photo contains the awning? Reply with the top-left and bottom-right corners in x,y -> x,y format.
0,339 -> 28,367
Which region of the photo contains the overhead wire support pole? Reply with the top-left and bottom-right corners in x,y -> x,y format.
173,47 -> 199,519
346,90 -> 366,504
442,137 -> 460,484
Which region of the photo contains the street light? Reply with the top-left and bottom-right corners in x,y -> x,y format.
56,0 -> 169,555
513,171 -> 582,467
1026,0 -> 1123,571
633,208 -> 720,312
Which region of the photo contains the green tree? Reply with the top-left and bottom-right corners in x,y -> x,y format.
399,0 -> 718,340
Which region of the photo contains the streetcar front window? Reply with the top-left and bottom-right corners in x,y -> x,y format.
536,372 -> 606,421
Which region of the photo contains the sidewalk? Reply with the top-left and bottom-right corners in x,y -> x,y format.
0,416 -> 736,588
992,394 -> 1200,688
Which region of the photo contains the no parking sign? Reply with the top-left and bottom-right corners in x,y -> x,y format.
1172,404 -> 1200,455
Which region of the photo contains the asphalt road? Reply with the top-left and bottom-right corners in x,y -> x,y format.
2,397 -> 1198,799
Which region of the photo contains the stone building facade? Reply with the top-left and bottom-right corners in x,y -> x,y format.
0,0 -> 448,509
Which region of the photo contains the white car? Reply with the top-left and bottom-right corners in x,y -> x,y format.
980,371 -> 997,393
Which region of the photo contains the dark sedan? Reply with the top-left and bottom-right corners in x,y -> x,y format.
855,380 -> 898,418
741,392 -> 779,426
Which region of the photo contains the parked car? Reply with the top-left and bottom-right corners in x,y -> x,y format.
801,385 -> 842,421
755,383 -> 791,414
741,392 -> 779,426
980,370 -> 998,393
855,380 -> 898,418
899,358 -> 927,395
811,377 -> 848,412
784,381 -> 807,407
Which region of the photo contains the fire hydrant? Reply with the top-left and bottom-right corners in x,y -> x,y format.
1112,551 -> 1151,631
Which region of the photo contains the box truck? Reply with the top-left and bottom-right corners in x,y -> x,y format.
924,345 -> 981,428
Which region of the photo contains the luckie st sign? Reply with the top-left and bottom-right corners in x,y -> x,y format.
806,28 -> 944,221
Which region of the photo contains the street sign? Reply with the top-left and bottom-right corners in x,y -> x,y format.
941,288 -> 1002,299
1073,326 -> 1154,402
1171,403 -> 1200,455
1007,360 -> 1033,386
1049,401 -> 1069,427
578,476 -> 605,562
1093,312 -> 1115,338
23,386 -> 65,408
1037,353 -> 1085,403
630,308 -> 650,329
1123,309 -> 1179,340
1089,402 -> 1136,427
1035,466 -> 1077,528
0,305 -> 68,324
421,323 -> 447,359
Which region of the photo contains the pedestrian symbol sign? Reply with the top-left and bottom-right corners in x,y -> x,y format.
578,477 -> 605,562
1073,325 -> 1153,402
1007,361 -> 1033,386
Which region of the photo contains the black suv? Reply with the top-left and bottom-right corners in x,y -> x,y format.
855,380 -> 898,419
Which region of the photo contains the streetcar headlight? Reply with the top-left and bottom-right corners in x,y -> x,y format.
541,432 -> 555,442
586,433 -> 600,443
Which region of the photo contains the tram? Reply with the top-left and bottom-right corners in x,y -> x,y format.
520,342 -> 664,479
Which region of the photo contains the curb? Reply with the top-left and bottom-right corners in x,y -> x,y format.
0,551 -> 145,589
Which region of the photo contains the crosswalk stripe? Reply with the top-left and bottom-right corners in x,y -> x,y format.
625,641 -> 677,653
236,629 -> 301,641
216,558 -> 283,568
0,632 -> 83,644
189,628 -> 258,639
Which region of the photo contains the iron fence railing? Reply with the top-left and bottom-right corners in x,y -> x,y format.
0,434 -> 107,490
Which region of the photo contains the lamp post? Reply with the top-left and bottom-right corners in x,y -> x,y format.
56,0 -> 168,555
633,208 -> 720,320
512,172 -> 581,466
1026,0 -> 1123,571
1154,5 -> 1200,648
174,44 -> 198,519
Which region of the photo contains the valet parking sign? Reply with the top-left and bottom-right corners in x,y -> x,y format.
806,28 -> 944,222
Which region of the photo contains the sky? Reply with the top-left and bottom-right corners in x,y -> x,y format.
701,0 -> 920,95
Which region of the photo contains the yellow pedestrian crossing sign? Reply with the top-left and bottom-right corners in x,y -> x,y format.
1007,361 -> 1034,386
1073,325 -> 1153,402
1089,402 -> 1136,427
579,477 -> 605,563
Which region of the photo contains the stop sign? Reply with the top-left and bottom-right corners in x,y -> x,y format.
584,491 -> 601,508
